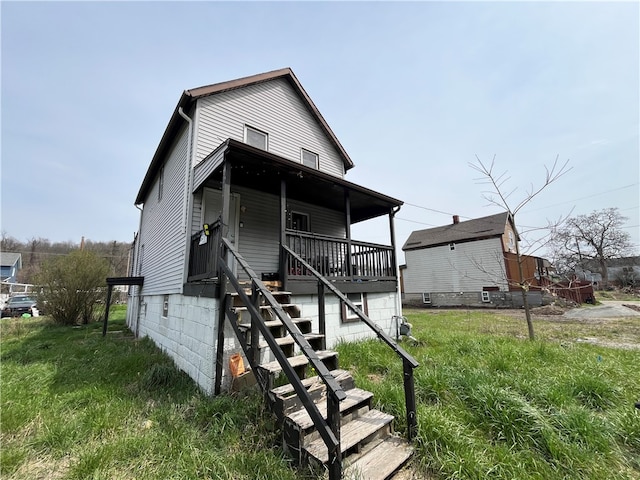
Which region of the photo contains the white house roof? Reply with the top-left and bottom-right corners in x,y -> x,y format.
402,212 -> 513,251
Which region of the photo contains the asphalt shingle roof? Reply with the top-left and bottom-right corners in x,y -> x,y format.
402,212 -> 511,251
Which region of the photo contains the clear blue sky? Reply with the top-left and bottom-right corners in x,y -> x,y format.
2,1 -> 638,262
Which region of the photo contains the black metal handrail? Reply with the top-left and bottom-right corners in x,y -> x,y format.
217,237 -> 346,479
282,244 -> 420,440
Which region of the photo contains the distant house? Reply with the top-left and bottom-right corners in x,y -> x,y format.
575,256 -> 640,288
0,252 -> 22,283
401,213 -> 553,308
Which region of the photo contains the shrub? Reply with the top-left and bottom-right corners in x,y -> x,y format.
35,250 -> 110,325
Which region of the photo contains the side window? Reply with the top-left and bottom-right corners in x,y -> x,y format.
244,125 -> 268,150
288,211 -> 310,232
137,245 -> 144,276
342,292 -> 367,323
158,166 -> 164,202
481,291 -> 490,303
422,292 -> 431,304
301,149 -> 319,169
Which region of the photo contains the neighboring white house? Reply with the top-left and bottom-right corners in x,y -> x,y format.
402,213 -> 553,308
127,68 -> 404,395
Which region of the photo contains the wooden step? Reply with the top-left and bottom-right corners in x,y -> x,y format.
258,333 -> 324,351
269,369 -> 355,417
304,409 -> 394,464
344,435 -> 413,480
257,350 -> 338,376
285,387 -> 373,431
238,317 -> 312,336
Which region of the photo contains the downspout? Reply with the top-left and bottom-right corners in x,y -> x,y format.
178,107 -> 195,285
133,203 -> 144,336
390,205 -> 403,319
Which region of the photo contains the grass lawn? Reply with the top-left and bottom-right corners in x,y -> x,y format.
2,305 -> 639,479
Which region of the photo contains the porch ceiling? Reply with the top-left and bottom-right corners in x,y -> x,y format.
198,139 -> 403,223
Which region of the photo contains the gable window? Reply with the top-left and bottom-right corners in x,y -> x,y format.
342,292 -> 368,323
288,211 -> 309,232
301,149 -> 319,169
449,243 -> 456,251
244,125 -> 268,150
158,166 -> 164,202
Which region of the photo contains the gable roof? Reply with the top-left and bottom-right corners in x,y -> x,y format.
402,212 -> 513,251
0,252 -> 22,269
136,68 -> 353,205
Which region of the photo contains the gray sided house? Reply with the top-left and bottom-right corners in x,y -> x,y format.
0,252 -> 22,283
402,213 -> 553,308
127,68 -> 405,395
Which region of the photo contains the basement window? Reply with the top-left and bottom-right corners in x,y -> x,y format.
481,291 -> 490,303
162,295 -> 169,317
342,292 -> 367,323
244,125 -> 268,150
422,293 -> 431,304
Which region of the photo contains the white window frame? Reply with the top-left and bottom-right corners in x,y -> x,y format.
301,148 -> 319,169
343,292 -> 366,323
449,243 -> 456,251
481,291 -> 491,303
244,125 -> 268,150
422,292 -> 431,304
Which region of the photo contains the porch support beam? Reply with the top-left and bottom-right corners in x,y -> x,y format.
279,179 -> 288,289
221,158 -> 231,238
344,190 -> 352,277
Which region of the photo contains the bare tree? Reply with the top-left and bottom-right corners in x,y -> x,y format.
548,208 -> 633,288
470,155 -> 571,340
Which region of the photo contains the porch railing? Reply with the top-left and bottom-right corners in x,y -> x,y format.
285,230 -> 396,280
187,220 -> 222,281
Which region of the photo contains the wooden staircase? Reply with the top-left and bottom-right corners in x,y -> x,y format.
231,289 -> 413,480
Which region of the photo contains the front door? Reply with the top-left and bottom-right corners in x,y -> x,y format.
203,188 -> 240,274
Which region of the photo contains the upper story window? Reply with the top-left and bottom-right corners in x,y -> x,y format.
301,148 -> 319,169
244,125 -> 268,150
158,166 -> 164,202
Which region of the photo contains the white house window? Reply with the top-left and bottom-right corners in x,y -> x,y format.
481,291 -> 490,303
508,231 -> 515,252
244,125 -> 268,150
422,292 -> 431,304
301,149 -> 319,169
342,292 -> 367,323
449,243 -> 456,251
288,211 -> 309,232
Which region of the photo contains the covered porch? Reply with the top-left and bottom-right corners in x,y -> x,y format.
186,139 -> 402,295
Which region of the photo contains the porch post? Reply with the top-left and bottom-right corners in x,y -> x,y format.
221,159 -> 231,239
344,190 -> 352,277
279,179 -> 288,289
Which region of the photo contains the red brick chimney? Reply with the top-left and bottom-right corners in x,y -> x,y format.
453,215 -> 460,224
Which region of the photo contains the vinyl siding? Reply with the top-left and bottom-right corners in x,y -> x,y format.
194,78 -> 345,178
138,125 -> 189,295
404,238 -> 508,293
196,186 -> 347,279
